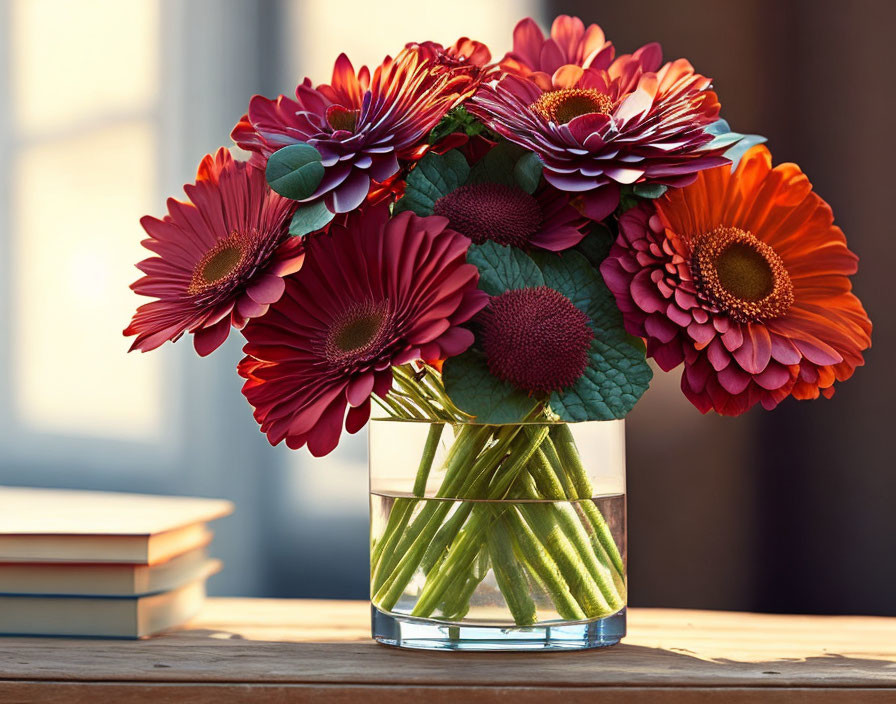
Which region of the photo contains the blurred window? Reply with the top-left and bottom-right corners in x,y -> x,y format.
4,0 -> 164,444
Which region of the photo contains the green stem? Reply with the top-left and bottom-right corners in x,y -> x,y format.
370,424 -> 443,574
393,368 -> 448,421
550,424 -> 625,577
373,425 -> 497,607
408,427 -> 550,617
487,515 -> 537,626
504,506 -> 585,620
440,546 -> 490,621
371,424 -> 488,595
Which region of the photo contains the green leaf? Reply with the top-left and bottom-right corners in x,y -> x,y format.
394,149 -> 469,216
723,133 -> 767,171
265,143 -> 325,201
428,106 -> 487,143
466,241 -> 543,297
289,200 -> 334,237
575,223 -> 615,268
632,183 -> 667,199
704,118 -> 767,171
549,337 -> 652,420
513,152 -> 543,194
530,250 -> 616,328
469,141 -> 526,187
529,249 -> 653,420
443,350 -> 539,423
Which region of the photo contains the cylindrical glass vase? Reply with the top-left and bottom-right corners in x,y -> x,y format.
369,419 -> 626,651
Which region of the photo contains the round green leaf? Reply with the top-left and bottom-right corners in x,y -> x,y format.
443,350 -> 540,423
394,150 -> 469,216
265,143 -> 325,201
289,200 -> 334,238
469,141 -> 525,187
466,242 -> 543,297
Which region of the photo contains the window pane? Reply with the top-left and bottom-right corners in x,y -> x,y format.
12,122 -> 163,440
10,0 -> 159,135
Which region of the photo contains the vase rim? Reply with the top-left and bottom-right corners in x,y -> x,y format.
369,416 -> 625,426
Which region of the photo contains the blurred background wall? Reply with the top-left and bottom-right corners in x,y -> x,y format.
0,0 -> 892,614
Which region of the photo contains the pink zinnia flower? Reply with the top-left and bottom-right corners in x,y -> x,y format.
470,19 -> 726,221
125,148 -> 302,356
238,206 -> 487,456
232,47 -> 477,214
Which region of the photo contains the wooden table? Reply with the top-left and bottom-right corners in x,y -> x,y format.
1,599 -> 895,702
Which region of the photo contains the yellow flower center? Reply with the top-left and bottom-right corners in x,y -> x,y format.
530,89 -> 614,125
691,226 -> 793,322
189,232 -> 250,295
325,299 -> 394,367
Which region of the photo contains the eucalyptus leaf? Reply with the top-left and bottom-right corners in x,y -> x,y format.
632,183 -> 667,199
442,350 -> 539,423
513,152 -> 543,194
724,133 -> 767,171
394,150 -> 469,216
704,118 -> 767,171
265,143 -> 325,201
466,241 -> 543,297
289,200 -> 334,237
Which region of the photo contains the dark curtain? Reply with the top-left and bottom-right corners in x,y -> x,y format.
547,0 -> 896,615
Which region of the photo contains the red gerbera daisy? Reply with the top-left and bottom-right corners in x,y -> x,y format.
600,145 -> 872,415
470,28 -> 725,221
238,206 -> 487,456
500,15 -> 615,83
125,148 -> 302,356
231,47 -> 476,214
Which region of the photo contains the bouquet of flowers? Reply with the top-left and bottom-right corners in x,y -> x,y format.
125,16 -> 871,643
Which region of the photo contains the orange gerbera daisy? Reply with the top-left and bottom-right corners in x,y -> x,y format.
601,145 -> 871,415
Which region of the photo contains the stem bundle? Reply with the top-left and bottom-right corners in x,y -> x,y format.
370,365 -> 626,625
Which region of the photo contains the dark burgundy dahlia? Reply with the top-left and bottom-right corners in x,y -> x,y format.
232,48 -> 477,214
470,42 -> 726,221
480,286 -> 593,394
238,206 -> 487,456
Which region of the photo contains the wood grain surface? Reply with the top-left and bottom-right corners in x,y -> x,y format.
1,598 -> 894,703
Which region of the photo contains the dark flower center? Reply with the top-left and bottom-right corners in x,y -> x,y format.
189,232 -> 251,295
326,105 -> 360,132
479,286 -> 593,395
530,89 -> 614,125
691,226 -> 794,323
325,299 -> 394,367
433,183 -> 542,248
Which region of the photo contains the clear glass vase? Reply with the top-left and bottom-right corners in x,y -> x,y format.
369,418 -> 626,651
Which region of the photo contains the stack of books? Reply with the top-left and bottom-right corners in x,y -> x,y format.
0,487 -> 233,638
